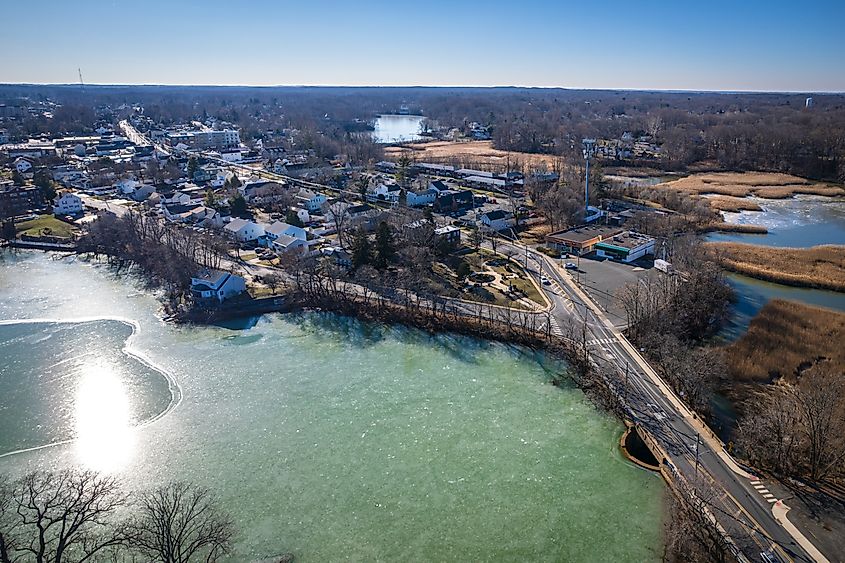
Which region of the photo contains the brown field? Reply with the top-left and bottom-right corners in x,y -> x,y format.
706,242 -> 845,292
726,299 -> 845,383
656,172 -> 845,199
384,140 -> 562,170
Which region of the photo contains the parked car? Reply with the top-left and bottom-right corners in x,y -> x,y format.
564,262 -> 577,270
540,276 -> 551,285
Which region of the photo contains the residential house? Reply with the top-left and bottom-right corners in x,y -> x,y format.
292,207 -> 310,224
480,209 -> 515,231
372,183 -> 402,204
406,187 -> 438,207
262,220 -> 307,247
224,217 -> 265,242
271,234 -> 308,255
434,190 -> 474,214
53,192 -> 83,216
162,203 -> 220,226
190,269 -> 246,303
0,185 -> 43,216
297,188 -> 327,212
241,180 -> 287,205
13,157 -> 33,174
434,225 -> 461,245
321,245 -> 352,268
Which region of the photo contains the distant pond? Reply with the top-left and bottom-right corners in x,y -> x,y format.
373,114 -> 425,143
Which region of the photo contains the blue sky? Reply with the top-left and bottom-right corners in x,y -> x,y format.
4,0 -> 844,91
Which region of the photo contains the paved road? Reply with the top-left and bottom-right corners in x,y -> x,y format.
502,240 -> 829,563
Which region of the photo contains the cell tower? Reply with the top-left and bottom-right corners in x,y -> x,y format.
582,138 -> 596,213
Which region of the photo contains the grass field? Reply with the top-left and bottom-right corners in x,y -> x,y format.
656,172 -> 845,200
385,140 -> 562,169
706,242 -> 845,292
15,215 -> 77,239
726,299 -> 845,383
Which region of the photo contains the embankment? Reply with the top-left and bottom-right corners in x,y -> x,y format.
705,242 -> 845,292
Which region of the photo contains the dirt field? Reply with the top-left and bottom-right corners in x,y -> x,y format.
706,242 -> 845,292
655,172 -> 845,199
726,299 -> 845,383
384,140 -> 562,170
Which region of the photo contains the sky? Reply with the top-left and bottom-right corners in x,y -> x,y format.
4,0 -> 845,92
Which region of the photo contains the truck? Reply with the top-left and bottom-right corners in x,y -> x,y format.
654,259 -> 674,274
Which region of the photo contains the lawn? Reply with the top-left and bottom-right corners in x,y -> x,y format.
15,215 -> 77,239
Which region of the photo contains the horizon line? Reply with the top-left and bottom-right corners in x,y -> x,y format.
1,82 -> 842,95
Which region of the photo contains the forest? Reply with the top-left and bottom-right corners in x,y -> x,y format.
2,85 -> 844,181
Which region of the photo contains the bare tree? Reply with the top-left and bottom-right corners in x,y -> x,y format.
1,470 -> 131,563
794,366 -> 845,481
264,272 -> 284,295
131,482 -> 234,563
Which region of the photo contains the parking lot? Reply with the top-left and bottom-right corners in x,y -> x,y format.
566,253 -> 655,327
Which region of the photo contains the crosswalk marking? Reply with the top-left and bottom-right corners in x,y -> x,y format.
767,498 -> 778,503
762,493 -> 774,498
587,337 -> 616,346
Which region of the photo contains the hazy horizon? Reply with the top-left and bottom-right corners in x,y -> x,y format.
4,0 -> 845,92
2,83 -> 843,95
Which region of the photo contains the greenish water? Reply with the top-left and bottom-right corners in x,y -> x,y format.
0,252 -> 664,562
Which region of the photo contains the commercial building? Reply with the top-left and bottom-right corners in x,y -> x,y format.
545,225 -> 623,255
165,129 -> 240,150
594,231 -> 655,263
546,225 -> 655,262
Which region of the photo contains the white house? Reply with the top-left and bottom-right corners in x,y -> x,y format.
53,192 -> 83,215
263,221 -> 307,246
14,157 -> 33,174
480,209 -> 515,231
407,187 -> 438,207
271,234 -> 308,255
190,269 -> 246,303
372,183 -> 402,204
224,217 -> 265,242
297,188 -> 327,212
292,207 -> 310,224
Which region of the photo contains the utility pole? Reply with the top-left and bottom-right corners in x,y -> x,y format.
694,434 -> 701,480
624,362 -> 629,404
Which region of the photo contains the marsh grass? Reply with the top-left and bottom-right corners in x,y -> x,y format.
706,242 -> 845,292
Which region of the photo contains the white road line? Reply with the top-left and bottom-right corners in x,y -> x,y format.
767,498 -> 778,503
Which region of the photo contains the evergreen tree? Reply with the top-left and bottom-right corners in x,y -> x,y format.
373,221 -> 395,269
34,170 -> 56,202
11,169 -> 24,186
204,189 -> 217,208
230,193 -> 248,217
187,157 -> 198,178
286,210 -> 304,227
351,230 -> 371,269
